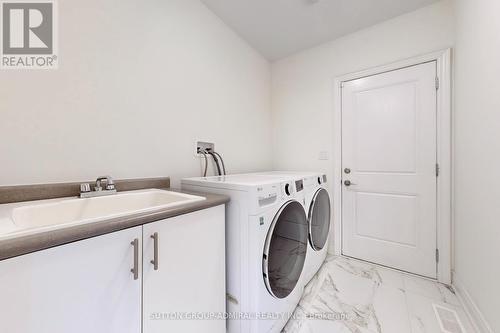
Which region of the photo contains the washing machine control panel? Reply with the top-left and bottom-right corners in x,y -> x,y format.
256,184 -> 279,207
295,180 -> 304,192
282,180 -> 301,197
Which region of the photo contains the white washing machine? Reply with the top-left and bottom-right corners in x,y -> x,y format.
181,174 -> 309,333
253,172 -> 332,284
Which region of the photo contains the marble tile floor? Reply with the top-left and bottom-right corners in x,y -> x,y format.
283,255 -> 476,333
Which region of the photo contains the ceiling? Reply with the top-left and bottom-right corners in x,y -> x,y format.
201,0 -> 440,61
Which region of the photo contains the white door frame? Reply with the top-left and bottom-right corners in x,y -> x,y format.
332,49 -> 452,284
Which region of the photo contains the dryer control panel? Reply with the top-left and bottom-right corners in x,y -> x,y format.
318,174 -> 327,185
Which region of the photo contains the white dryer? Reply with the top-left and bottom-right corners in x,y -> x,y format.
253,172 -> 332,284
181,174 -> 309,333
302,173 -> 331,283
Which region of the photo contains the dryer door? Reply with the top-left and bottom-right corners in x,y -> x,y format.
308,188 -> 331,251
263,200 -> 308,299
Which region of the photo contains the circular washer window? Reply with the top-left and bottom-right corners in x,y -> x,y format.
308,188 -> 331,251
263,200 -> 308,299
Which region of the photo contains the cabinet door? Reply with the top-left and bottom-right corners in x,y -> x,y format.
0,227 -> 142,333
143,205 -> 225,333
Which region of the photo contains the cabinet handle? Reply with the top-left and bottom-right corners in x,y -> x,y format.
150,232 -> 159,271
131,238 -> 139,280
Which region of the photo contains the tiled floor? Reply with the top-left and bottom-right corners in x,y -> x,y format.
283,255 -> 475,333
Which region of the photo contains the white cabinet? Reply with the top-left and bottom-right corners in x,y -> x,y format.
143,205 -> 226,333
0,205 -> 226,333
0,226 -> 143,333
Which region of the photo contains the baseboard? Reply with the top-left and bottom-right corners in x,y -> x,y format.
453,276 -> 494,333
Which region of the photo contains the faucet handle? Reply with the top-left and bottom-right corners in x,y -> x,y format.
80,183 -> 91,193
105,176 -> 115,190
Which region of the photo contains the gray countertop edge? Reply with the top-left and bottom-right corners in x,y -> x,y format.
0,189 -> 229,261
0,177 -> 171,204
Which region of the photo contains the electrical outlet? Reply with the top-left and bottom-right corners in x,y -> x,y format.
318,151 -> 330,160
196,141 -> 215,154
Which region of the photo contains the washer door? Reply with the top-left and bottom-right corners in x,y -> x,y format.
308,188 -> 331,251
263,200 -> 308,299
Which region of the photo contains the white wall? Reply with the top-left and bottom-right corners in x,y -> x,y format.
454,0 -> 500,331
271,0 -> 455,251
0,0 -> 272,187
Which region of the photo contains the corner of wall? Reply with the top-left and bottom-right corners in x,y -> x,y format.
453,275 -> 494,333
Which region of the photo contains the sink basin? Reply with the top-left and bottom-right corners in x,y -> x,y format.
11,189 -> 205,230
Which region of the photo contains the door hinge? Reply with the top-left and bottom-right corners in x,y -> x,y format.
436,163 -> 440,177
436,249 -> 440,263
435,77 -> 440,90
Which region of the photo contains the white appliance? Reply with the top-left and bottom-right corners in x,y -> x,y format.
181,174 -> 309,333
254,172 -> 331,284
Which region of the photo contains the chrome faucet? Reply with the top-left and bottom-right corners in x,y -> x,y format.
80,176 -> 117,198
95,176 -> 115,191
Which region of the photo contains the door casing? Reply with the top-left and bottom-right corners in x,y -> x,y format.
332,49 -> 452,284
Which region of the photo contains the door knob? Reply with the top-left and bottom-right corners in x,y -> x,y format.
344,168 -> 351,174
344,180 -> 356,187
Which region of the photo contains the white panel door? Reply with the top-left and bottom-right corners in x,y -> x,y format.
341,62 -> 437,278
0,227 -> 143,333
143,206 -> 226,333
